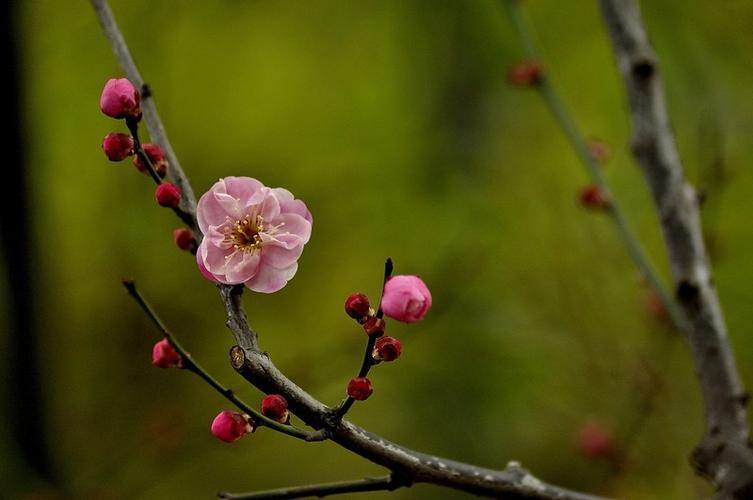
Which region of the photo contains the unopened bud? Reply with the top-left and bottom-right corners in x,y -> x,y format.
211,410 -> 254,443
261,394 -> 289,423
102,133 -> 134,161
134,143 -> 168,178
362,316 -> 385,337
578,185 -> 609,210
373,336 -> 402,362
577,420 -> 615,460
345,293 -> 371,322
151,339 -> 181,369
100,78 -> 141,120
173,228 -> 195,251
347,377 -> 373,401
156,183 -> 181,208
508,60 -> 543,87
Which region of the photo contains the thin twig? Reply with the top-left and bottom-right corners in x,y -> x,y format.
501,0 -> 684,330
334,258 -> 393,418
598,1 -> 753,496
122,280 -> 320,441
218,475 -> 403,500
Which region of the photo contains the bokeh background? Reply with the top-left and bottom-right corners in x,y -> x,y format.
3,1 -> 753,498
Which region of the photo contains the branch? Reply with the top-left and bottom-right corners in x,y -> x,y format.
598,1 -> 753,496
122,280 -> 320,441
502,0 -> 684,329
95,2 -> 609,498
218,475 -> 403,500
91,0 -> 199,233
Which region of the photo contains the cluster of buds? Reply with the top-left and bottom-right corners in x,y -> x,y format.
99,78 -> 181,209
342,274 -> 432,402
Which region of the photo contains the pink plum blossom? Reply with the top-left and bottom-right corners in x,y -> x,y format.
99,78 -> 141,120
381,275 -> 432,323
195,177 -> 312,293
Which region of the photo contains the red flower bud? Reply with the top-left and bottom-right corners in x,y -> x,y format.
577,420 -> 615,460
173,228 -> 195,251
578,185 -> 609,210
156,183 -> 181,208
373,336 -> 402,362
587,139 -> 611,164
151,339 -> 181,369
211,410 -> 254,443
508,60 -> 544,87
134,143 -> 168,178
362,316 -> 385,337
344,293 -> 371,321
101,133 -> 134,161
100,78 -> 141,120
347,377 -> 373,401
260,394 -> 289,423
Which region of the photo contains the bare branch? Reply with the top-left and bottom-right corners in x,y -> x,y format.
599,0 -> 753,496
218,475 -> 403,500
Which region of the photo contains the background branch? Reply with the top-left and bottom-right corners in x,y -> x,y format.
598,0 -> 753,497
218,475 -> 403,500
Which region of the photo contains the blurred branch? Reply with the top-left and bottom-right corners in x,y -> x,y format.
122,280 -> 320,441
598,0 -> 753,497
502,0 -> 684,330
218,475 -> 403,500
90,0 -> 198,233
94,1 -> 608,498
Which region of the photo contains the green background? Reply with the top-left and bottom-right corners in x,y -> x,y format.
4,0 -> 753,498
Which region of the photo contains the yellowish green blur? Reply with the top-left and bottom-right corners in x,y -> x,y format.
5,1 -> 753,498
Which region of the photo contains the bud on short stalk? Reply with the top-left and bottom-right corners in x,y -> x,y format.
261,394 -> 289,424
347,377 -> 373,401
151,339 -> 182,369
211,410 -> 254,443
156,183 -> 181,208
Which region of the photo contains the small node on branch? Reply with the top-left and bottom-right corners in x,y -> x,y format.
229,345 -> 246,370
508,59 -> 544,87
578,185 -> 610,211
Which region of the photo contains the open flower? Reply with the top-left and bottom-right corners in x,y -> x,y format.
196,177 -> 312,293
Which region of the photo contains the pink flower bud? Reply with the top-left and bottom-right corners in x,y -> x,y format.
362,316 -> 385,337
347,377 -> 373,401
344,293 -> 371,322
381,275 -> 432,323
99,78 -> 141,120
173,228 -> 195,251
156,183 -> 181,208
151,339 -> 181,369
373,336 -> 402,362
101,133 -> 134,161
211,410 -> 254,443
579,185 -> 610,210
508,60 -> 544,87
577,420 -> 615,460
260,394 -> 289,423
133,143 -> 168,178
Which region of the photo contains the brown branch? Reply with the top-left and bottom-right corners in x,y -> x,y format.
599,1 -> 753,497
218,475 -> 404,500
93,1 -> 609,498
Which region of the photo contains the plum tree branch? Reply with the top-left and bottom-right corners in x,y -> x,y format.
598,0 -> 753,497
502,0 -> 684,329
218,475 -> 404,500
94,1 -> 608,498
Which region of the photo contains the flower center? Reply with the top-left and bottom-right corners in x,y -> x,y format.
230,215 -> 264,252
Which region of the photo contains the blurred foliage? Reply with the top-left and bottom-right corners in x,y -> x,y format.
4,0 -> 753,498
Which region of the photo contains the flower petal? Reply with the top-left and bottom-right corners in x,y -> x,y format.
244,262 -> 298,293
223,250 -> 261,283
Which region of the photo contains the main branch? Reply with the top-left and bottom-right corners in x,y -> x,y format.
599,1 -> 753,497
